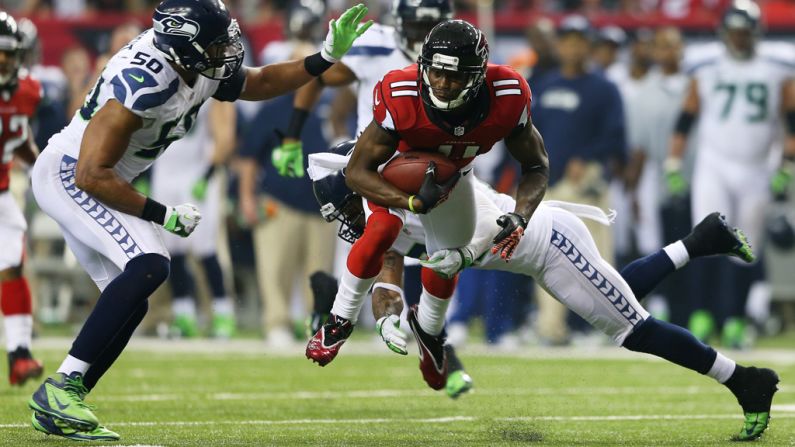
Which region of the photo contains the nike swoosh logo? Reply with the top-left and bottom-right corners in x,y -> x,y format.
53,394 -> 70,411
128,73 -> 145,83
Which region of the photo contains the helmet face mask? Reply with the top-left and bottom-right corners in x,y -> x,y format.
153,0 -> 245,80
0,13 -> 19,92
418,20 -> 488,111
312,140 -> 365,244
720,0 -> 761,60
393,0 -> 453,61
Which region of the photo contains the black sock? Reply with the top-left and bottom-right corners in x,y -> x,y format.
200,255 -> 226,298
169,254 -> 194,297
619,249 -> 676,299
84,299 -> 149,391
622,317 -> 717,374
69,254 -> 169,364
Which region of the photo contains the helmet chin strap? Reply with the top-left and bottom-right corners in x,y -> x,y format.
422,68 -> 470,110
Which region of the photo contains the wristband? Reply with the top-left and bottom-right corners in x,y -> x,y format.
286,109 -> 310,139
304,52 -> 335,77
674,111 -> 696,135
141,197 -> 167,224
663,157 -> 683,173
408,195 -> 417,213
202,164 -> 217,181
786,110 -> 795,134
373,282 -> 404,298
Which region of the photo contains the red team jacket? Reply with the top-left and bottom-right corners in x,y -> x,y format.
0,74 -> 41,191
372,63 -> 532,169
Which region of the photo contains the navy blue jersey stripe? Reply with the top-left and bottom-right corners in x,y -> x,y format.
132,78 -> 179,111
346,46 -> 394,57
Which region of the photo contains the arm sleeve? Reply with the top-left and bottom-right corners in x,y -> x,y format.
213,66 -> 247,102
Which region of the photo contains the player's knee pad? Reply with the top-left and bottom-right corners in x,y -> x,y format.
127,253 -> 170,286
421,267 -> 458,299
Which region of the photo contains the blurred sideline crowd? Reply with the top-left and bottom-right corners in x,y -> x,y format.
3,0 -> 795,352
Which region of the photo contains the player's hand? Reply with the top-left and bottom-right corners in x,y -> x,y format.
664,158 -> 687,196
321,3 -> 373,62
376,314 -> 408,355
491,212 -> 527,262
163,203 -> 201,237
271,139 -> 304,178
771,166 -> 792,202
413,161 -> 461,214
420,247 -> 474,279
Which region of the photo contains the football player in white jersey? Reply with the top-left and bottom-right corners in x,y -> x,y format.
271,0 -> 453,177
666,0 -> 795,347
150,99 -> 237,338
26,0 -> 371,441
310,140 -> 779,442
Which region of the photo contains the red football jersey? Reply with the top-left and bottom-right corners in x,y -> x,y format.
373,63 -> 531,169
0,73 -> 41,191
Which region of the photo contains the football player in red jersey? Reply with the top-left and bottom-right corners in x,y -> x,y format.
0,12 -> 43,386
306,20 -> 548,383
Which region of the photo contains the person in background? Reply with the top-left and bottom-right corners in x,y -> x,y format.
529,15 -> 626,344
151,99 -> 238,338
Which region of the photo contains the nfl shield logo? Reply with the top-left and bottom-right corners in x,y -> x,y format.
454,126 -> 464,136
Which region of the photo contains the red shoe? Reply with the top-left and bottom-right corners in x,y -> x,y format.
8,348 -> 44,386
305,314 -> 353,366
407,305 -> 447,390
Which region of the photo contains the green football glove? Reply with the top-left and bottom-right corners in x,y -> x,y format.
664,158 -> 687,197
771,165 -> 792,201
321,3 -> 373,62
271,140 -> 304,178
163,203 -> 202,238
191,166 -> 217,201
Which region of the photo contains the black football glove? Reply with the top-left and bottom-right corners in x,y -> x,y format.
307,271 -> 339,336
491,212 -> 528,261
414,161 -> 460,214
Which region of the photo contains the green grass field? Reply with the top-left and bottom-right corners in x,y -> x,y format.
2,339 -> 794,446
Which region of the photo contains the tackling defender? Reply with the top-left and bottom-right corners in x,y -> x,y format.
26,0 -> 371,440
0,12 -> 44,387
308,20 -> 780,441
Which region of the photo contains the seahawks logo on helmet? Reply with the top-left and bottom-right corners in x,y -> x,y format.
153,15 -> 200,41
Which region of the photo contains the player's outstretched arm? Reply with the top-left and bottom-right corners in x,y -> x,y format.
665,77 -> 700,196
372,250 -> 408,355
239,4 -> 371,102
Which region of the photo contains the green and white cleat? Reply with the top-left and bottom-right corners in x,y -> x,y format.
32,411 -> 120,441
730,367 -> 779,442
445,370 -> 473,399
28,372 -> 98,431
212,314 -> 237,339
172,314 -> 200,338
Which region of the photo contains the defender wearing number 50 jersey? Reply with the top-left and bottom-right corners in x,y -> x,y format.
27,0 -> 371,441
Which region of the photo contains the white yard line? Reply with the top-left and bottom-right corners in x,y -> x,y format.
3,411 -> 795,430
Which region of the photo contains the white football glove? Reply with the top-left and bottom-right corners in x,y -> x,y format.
162,203 -> 202,238
376,314 -> 408,355
419,247 -> 475,279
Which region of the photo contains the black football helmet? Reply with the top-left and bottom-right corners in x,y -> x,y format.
16,18 -> 38,68
313,140 -> 365,244
394,0 -> 453,62
286,0 -> 325,42
720,0 -> 761,59
418,19 -> 488,111
766,209 -> 795,251
152,0 -> 244,80
0,12 -> 20,93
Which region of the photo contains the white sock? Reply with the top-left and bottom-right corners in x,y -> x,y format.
172,297 -> 197,318
212,297 -> 234,316
330,269 -> 375,324
57,355 -> 91,376
417,290 -> 450,336
663,241 -> 690,270
4,314 -> 32,351
706,352 -> 736,383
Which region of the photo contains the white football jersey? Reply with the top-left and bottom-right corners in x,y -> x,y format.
48,29 -> 222,182
340,23 -> 412,136
691,44 -> 795,166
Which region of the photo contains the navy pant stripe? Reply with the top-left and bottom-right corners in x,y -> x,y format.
550,229 -> 644,327
59,155 -> 143,259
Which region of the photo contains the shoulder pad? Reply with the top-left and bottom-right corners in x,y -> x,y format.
374,67 -> 419,131
486,64 -> 532,128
